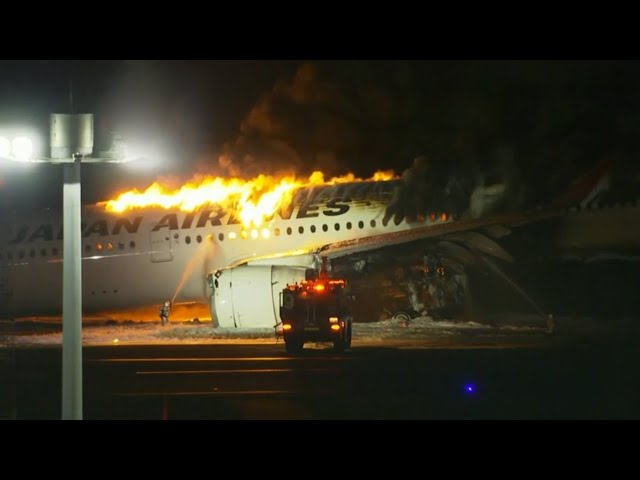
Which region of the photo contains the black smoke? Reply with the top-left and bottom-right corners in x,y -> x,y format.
3,60 -> 640,211
215,60 -> 640,213
383,150 -> 527,223
216,61 -> 422,178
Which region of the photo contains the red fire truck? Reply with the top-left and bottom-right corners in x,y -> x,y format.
278,271 -> 353,354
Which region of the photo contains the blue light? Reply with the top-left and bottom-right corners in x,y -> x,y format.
465,384 -> 475,394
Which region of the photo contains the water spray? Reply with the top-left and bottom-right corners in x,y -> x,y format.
171,235 -> 215,304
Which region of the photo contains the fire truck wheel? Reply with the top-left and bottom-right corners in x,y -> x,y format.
333,337 -> 346,353
285,335 -> 304,355
333,318 -> 352,353
345,316 -> 353,349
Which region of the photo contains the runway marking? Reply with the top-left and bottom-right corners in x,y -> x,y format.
137,368 -> 290,374
136,368 -> 337,375
89,356 -> 353,363
113,390 -> 302,397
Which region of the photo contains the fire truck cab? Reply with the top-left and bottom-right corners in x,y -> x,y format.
279,270 -> 353,354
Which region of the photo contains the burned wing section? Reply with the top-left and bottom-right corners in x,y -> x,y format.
329,223 -> 531,325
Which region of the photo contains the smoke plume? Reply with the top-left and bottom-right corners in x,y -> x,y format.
216,61 -> 418,178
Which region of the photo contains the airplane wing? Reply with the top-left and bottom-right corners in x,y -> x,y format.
318,208 -> 563,262
225,158 -> 614,275
222,209 -> 557,274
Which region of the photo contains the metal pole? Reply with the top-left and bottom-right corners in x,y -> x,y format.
62,155 -> 82,420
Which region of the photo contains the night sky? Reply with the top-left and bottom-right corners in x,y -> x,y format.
1,60 -> 639,212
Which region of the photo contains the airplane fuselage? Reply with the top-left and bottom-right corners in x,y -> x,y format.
3,175 -> 636,322
0,180 -> 451,317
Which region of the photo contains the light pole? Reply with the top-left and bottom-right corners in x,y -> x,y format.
62,154 -> 83,419
1,113 -> 132,420
51,113 -> 94,420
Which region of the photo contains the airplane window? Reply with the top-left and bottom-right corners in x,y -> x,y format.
91,291 -> 95,295
41,249 -> 46,257
358,221 -> 364,229
322,224 -> 328,232
114,289 -> 119,294
118,242 -> 125,250
441,212 -> 448,221
106,242 -> 113,251
85,245 -> 91,253
334,223 -> 340,231
218,233 -> 224,241
429,212 -> 436,222
129,241 -> 135,249
274,228 -> 280,236
370,220 -> 377,228
30,250 -> 36,258
346,222 -> 352,230
196,235 -> 202,243
174,233 -> 179,239
52,248 -> 58,256
286,227 -> 292,235
96,243 -> 103,251
186,236 -> 191,244
102,290 -> 107,294
298,226 -> 304,234
19,251 -> 25,259
310,225 -> 316,233
228,232 -> 237,240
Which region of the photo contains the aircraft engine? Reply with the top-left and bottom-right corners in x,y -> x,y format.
208,265 -> 308,328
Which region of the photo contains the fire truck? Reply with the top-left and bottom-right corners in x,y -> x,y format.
278,270 -> 353,354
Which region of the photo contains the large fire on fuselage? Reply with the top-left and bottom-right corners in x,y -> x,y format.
100,170 -> 396,227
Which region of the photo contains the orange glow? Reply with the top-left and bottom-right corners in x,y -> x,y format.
441,212 -> 447,221
100,170 -> 397,228
283,324 -> 292,331
330,324 -> 341,331
313,283 -> 326,292
370,170 -> 396,181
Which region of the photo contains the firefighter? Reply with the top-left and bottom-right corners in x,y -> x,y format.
159,301 -> 171,326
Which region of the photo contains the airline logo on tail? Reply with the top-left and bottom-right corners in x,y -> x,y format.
546,159 -> 614,210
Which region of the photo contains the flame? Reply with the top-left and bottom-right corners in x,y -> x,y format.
101,170 -> 396,228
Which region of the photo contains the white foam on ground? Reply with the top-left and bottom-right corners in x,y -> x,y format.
1,313 -> 556,347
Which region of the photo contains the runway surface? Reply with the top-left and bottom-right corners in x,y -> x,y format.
2,329 -> 640,419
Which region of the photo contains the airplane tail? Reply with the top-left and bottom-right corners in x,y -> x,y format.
545,158 -> 614,210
